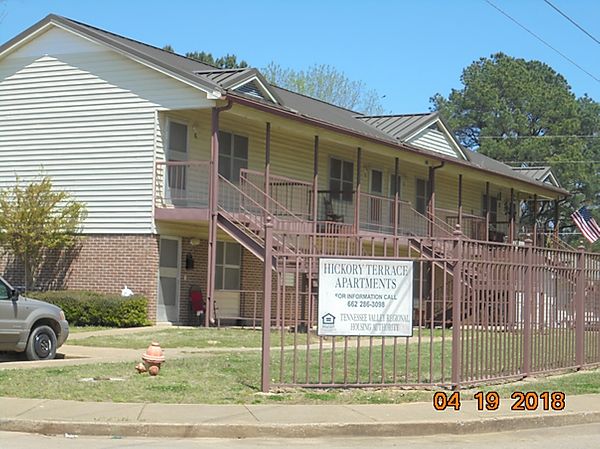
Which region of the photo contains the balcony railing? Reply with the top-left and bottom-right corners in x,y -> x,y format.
154,160 -> 210,209
155,161 -> 565,245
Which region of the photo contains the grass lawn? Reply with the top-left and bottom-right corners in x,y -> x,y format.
70,326 -> 113,334
69,328 -> 299,349
68,327 -> 448,349
0,348 -> 598,404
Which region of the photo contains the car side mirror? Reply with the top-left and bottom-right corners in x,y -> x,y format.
11,288 -> 20,300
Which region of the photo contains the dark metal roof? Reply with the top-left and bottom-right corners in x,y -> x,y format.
357,113 -> 437,141
271,86 -> 396,142
196,68 -> 252,86
512,166 -> 560,187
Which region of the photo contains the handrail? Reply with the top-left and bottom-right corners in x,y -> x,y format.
239,171 -> 309,224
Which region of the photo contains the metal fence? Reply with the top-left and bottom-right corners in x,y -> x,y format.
258,226 -> 600,391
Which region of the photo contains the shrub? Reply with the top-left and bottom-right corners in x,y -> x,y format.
27,290 -> 151,327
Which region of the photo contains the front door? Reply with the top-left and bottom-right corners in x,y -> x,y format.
158,236 -> 180,323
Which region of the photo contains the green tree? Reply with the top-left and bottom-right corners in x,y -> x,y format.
185,51 -> 248,69
162,44 -> 175,53
431,52 -> 600,246
262,62 -> 385,115
0,177 -> 87,289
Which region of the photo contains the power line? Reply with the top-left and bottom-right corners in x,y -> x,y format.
485,0 -> 600,83
502,160 -> 600,164
479,135 -> 600,139
543,0 -> 600,47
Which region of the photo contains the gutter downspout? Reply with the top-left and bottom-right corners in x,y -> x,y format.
206,98 -> 233,326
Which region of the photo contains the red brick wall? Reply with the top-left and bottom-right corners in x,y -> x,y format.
0,234 -> 160,321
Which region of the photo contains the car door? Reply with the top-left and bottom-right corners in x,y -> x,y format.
0,281 -> 23,348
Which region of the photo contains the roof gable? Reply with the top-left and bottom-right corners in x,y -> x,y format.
0,14 -> 223,99
358,113 -> 468,160
195,68 -> 280,104
512,166 -> 561,188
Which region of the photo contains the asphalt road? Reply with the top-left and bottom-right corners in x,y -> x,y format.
2,423 -> 600,449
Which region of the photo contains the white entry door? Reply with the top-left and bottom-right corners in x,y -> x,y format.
158,236 -> 180,323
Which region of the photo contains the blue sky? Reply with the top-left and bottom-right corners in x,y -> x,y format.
1,0 -> 599,113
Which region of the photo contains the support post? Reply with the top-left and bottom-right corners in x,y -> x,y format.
393,157 -> 399,237
312,136 -> 319,233
428,166 -> 435,237
554,199 -> 560,242
206,100 -> 232,326
523,237 -> 533,376
576,245 -> 586,368
509,188 -> 515,243
261,217 -> 273,392
451,225 -> 463,389
206,108 -> 220,326
264,122 -> 271,211
533,194 -> 538,247
457,174 -> 463,226
485,181 -> 490,242
354,147 -> 362,234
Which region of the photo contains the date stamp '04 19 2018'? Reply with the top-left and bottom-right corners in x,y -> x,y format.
433,391 -> 566,412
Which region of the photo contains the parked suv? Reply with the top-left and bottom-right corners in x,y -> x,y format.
0,277 -> 69,360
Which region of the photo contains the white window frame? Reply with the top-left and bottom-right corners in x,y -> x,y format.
218,130 -> 249,183
215,241 -> 242,291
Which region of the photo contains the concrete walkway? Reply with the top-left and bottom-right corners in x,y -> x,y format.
1,394 -> 600,438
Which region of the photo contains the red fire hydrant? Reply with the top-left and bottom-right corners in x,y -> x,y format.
141,341 -> 165,376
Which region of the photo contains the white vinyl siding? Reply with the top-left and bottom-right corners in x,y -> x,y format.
408,127 -> 460,159
0,26 -> 214,234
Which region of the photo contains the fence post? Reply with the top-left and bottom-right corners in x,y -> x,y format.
522,238 -> 533,376
576,245 -> 586,368
261,216 -> 274,392
451,224 -> 463,389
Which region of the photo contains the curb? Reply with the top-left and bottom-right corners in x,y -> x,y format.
2,411 -> 600,438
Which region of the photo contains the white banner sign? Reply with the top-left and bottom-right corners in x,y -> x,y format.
317,258 -> 413,336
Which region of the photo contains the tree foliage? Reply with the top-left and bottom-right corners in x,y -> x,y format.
431,53 -> 600,247
185,51 -> 248,69
162,45 -> 248,69
0,177 -> 87,289
262,62 -> 385,115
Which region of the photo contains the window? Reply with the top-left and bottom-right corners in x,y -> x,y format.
329,158 -> 354,202
216,242 -> 241,290
370,169 -> 383,195
167,121 -> 188,191
482,194 -> 498,224
219,131 -> 248,183
0,282 -> 9,300
416,178 -> 429,214
168,121 -> 188,154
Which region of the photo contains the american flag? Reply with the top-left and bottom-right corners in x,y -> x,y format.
571,206 -> 600,243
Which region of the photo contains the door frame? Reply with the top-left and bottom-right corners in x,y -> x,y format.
157,235 -> 181,323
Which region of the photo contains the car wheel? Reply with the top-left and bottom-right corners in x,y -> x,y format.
25,325 -> 57,361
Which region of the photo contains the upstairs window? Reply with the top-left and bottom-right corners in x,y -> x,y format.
168,121 -> 188,155
416,178 -> 429,215
329,158 -> 354,202
219,131 -> 248,183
